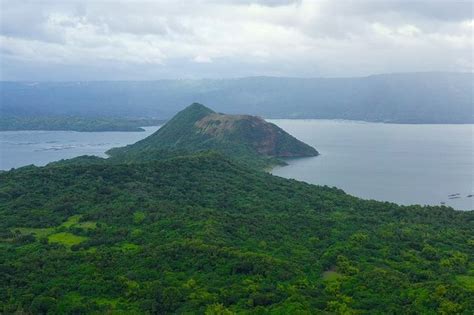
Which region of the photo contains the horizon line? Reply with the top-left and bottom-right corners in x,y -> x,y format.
1,71 -> 472,83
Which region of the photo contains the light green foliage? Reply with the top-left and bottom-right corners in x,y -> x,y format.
336,255 -> 359,275
93,298 -> 120,309
75,221 -> 97,229
61,215 -> 81,228
13,227 -> 55,238
133,211 -> 146,224
440,251 -> 468,272
456,275 -> 474,292
205,303 -> 235,315
61,215 -> 97,230
48,232 -> 88,247
322,271 -> 343,282
9,215 -> 96,244
120,243 -> 140,251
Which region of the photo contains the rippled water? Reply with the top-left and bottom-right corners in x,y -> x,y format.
1,121 -> 472,210
270,120 -> 473,211
0,126 -> 160,170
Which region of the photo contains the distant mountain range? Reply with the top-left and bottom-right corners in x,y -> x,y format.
1,72 -> 472,123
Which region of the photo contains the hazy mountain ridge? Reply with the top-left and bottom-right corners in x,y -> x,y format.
2,72 -> 472,123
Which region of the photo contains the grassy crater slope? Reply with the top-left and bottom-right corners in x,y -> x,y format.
107,103 -> 318,168
0,152 -> 473,314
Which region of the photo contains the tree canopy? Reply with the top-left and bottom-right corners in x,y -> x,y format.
0,152 -> 472,314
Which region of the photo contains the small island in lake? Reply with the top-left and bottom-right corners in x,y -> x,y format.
107,103 -> 318,168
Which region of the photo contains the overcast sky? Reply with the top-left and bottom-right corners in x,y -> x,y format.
0,0 -> 472,80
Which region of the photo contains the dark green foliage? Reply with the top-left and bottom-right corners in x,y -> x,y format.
0,152 -> 472,313
0,116 -> 165,132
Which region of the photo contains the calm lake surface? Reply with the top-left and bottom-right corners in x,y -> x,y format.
0,126 -> 160,170
270,120 -> 473,210
1,121 -> 472,210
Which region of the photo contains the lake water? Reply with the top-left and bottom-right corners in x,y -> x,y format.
0,126 -> 160,170
270,120 -> 473,211
1,121 -> 472,210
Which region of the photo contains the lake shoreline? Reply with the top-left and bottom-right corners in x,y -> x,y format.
1,121 -> 472,210
269,119 -> 473,211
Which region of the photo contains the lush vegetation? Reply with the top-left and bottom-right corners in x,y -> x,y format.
0,104 -> 472,313
108,103 -> 317,169
0,116 -> 165,132
0,152 -> 473,314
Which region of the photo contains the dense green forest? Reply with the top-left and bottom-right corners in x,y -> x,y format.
0,104 -> 472,314
0,116 -> 165,132
0,152 -> 473,314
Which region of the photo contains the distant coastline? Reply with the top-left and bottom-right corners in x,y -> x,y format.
0,116 -> 166,132
266,118 -> 474,125
4,115 -> 473,133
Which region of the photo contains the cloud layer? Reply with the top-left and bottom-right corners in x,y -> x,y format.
1,0 -> 472,80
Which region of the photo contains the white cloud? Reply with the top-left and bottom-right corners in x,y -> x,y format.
0,0 -> 472,80
193,55 -> 213,63
397,25 -> 421,37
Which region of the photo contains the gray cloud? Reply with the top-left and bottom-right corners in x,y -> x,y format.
0,0 -> 472,80
337,0 -> 473,21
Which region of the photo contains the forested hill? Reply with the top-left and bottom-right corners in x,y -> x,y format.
2,72 -> 473,123
0,152 -> 473,313
108,103 -> 318,168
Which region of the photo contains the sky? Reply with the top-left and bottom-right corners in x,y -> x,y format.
0,0 -> 472,80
